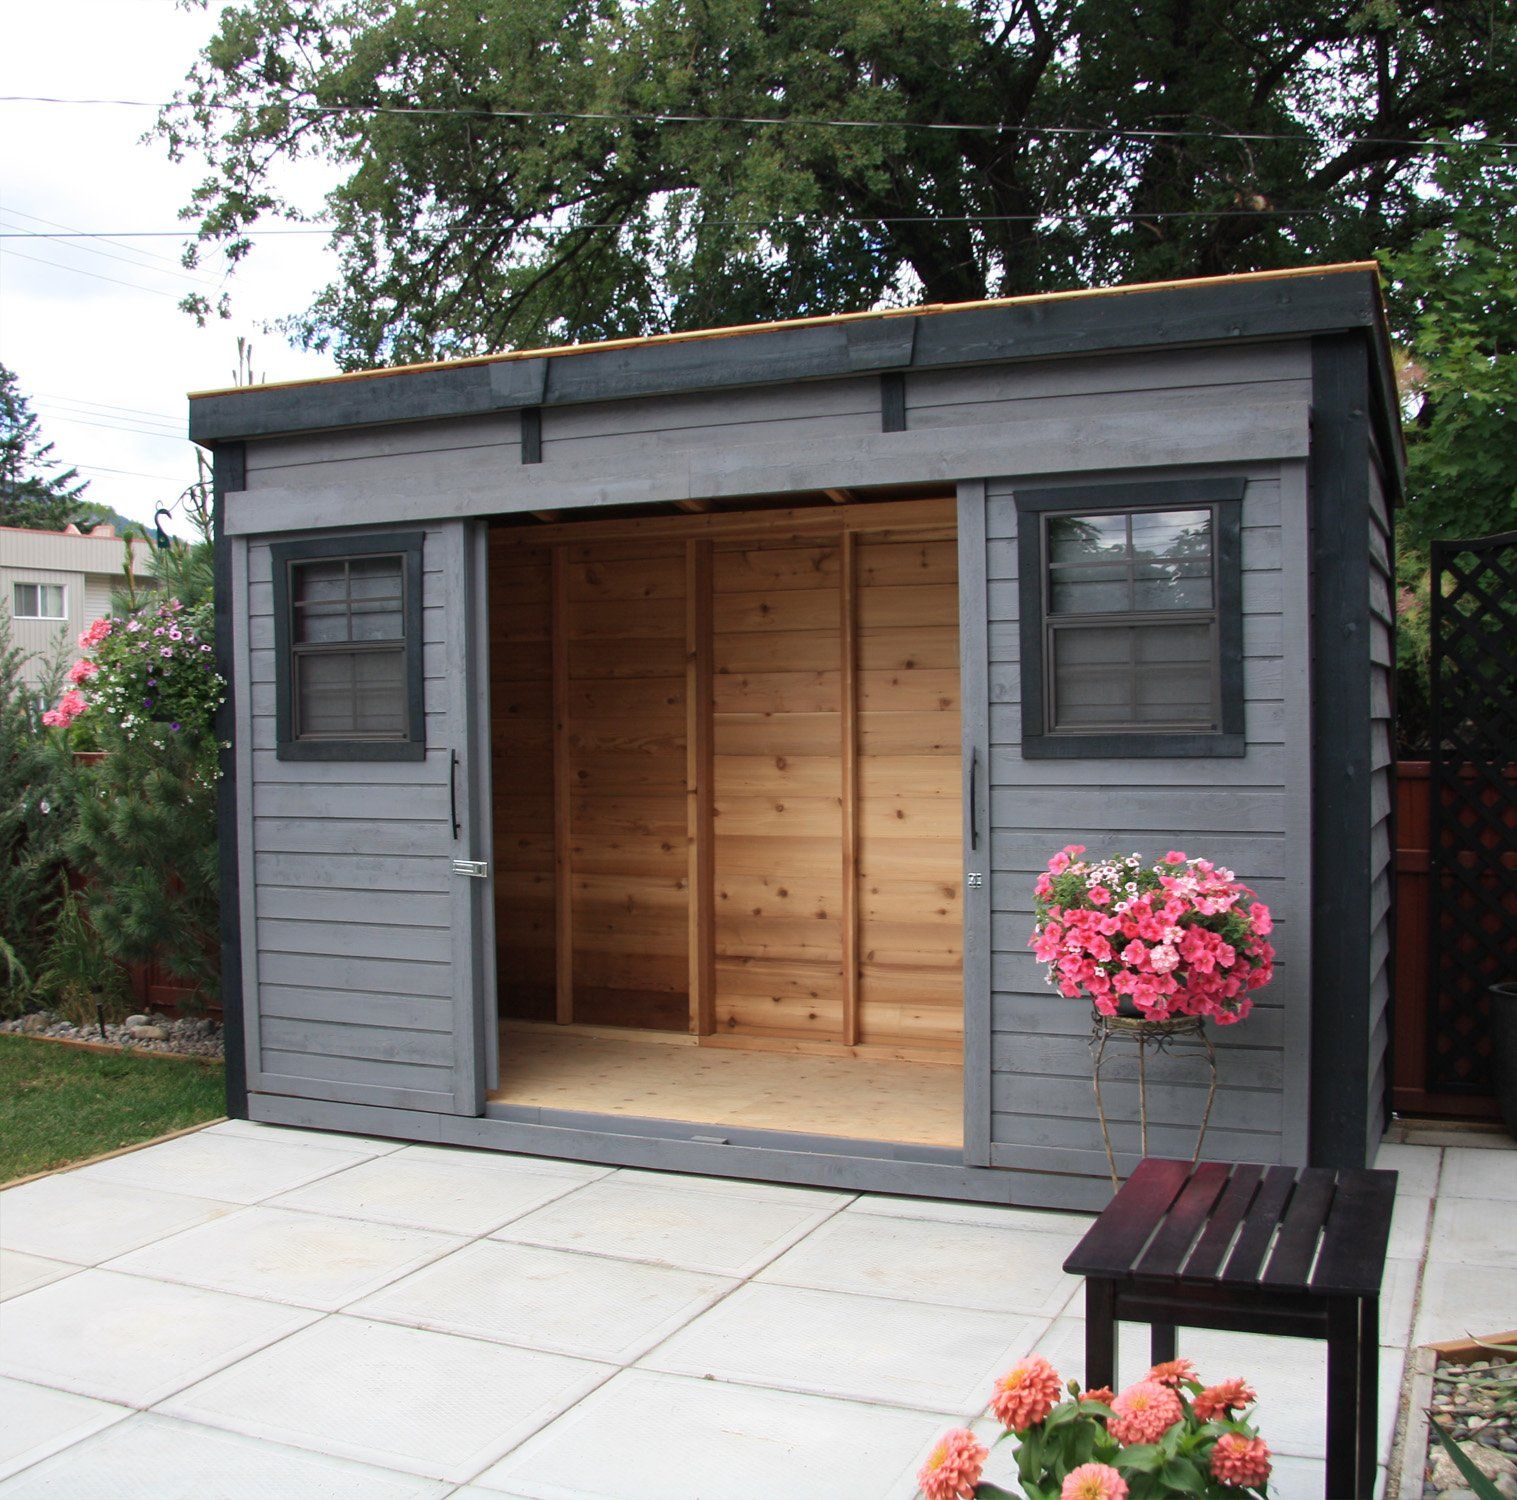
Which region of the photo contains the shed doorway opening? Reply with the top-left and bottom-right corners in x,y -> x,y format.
486,495 -> 964,1148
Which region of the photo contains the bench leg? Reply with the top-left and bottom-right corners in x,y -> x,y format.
1358,1298 -> 1379,1490
1085,1279 -> 1117,1392
1150,1322 -> 1177,1368
1326,1296 -> 1368,1499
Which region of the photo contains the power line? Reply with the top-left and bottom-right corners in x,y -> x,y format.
76,463 -> 189,483
37,392 -> 184,424
0,206 -> 214,274
0,92 -> 1511,152
37,407 -> 185,439
0,213 -> 221,289
35,412 -> 188,443
0,245 -> 184,299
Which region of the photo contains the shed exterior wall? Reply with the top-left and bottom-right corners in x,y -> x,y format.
224,331 -> 1363,1203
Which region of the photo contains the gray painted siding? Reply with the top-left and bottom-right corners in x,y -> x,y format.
1366,446 -> 1395,1146
242,524 -> 469,1113
976,462 -> 1311,1181
226,344 -> 1311,536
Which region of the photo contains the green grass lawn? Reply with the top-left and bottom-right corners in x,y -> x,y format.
0,1035 -> 226,1184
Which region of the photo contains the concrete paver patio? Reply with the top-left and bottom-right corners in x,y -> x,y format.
0,1119 -> 1511,1498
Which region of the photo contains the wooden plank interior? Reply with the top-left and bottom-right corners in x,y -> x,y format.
566,537 -> 690,1031
492,1026 -> 964,1147
840,530 -> 860,1046
490,497 -> 963,1068
855,530 -> 964,1051
686,540 -> 715,1034
487,536 -> 556,1022
551,547 -> 574,1024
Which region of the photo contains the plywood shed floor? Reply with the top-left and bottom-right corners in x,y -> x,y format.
490,1026 -> 964,1147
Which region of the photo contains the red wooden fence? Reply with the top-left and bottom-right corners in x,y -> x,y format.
1393,761 -> 1502,1120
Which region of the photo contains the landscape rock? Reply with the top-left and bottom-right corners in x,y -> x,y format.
1430,1443 -> 1517,1492
123,1014 -> 150,1029
127,1024 -> 168,1041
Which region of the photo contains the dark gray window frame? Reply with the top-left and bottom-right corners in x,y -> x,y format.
1015,477 -> 1246,759
271,531 -> 426,762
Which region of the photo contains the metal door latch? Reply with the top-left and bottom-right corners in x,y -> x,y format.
450,859 -> 489,879
966,872 -> 984,888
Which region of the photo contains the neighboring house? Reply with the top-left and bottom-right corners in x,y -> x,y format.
190,262 -> 1401,1210
0,523 -> 153,690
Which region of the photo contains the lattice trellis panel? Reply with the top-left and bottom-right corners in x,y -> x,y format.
1427,532 -> 1517,1095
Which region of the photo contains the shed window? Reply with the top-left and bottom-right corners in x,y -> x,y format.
1015,478 -> 1245,758
13,583 -> 66,619
271,533 -> 425,761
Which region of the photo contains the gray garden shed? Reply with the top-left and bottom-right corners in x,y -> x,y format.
191,262 -> 1401,1211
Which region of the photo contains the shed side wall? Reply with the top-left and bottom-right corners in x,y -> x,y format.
978,463 -> 1308,1179
243,525 -> 462,1111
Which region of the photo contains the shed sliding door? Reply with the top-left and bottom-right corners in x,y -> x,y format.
490,505 -> 963,1057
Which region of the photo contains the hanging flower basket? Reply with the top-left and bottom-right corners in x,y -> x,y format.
1028,846 -> 1276,1025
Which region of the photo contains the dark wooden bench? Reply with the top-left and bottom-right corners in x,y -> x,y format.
1063,1157 -> 1398,1500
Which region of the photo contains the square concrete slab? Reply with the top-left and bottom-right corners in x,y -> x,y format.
160,1315 -> 613,1483
757,1210 -> 1081,1317
75,1132 -> 369,1205
610,1169 -> 852,1210
0,1378 -> 129,1482
350,1238 -> 734,1363
1372,1142 -> 1442,1199
205,1119 -> 406,1157
1414,1260 -> 1517,1347
473,1368 -> 954,1499
1385,1192 -> 1431,1262
0,1251 -> 78,1302
0,1176 -> 237,1264
1378,1257 -> 1420,1348
0,1413 -> 452,1499
640,1282 -> 1045,1413
1426,1195 -> 1517,1268
269,1147 -> 603,1237
493,1175 -> 841,1277
1029,1318 -> 1406,1463
847,1193 -> 1095,1240
1440,1146 -> 1517,1205
104,1206 -> 466,1311
0,1269 -> 318,1407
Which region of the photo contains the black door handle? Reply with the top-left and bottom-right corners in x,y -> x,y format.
969,749 -> 979,851
449,750 -> 461,839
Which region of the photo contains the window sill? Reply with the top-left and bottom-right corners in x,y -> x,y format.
1020,732 -> 1246,760
276,739 -> 426,763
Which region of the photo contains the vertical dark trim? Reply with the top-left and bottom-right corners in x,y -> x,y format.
880,372 -> 907,433
1308,333 -> 1374,1168
520,407 -> 543,464
212,442 -> 248,1120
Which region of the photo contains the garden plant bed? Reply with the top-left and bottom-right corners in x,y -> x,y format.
1,1009 -> 224,1059
1398,1334 -> 1517,1499
0,1034 -> 226,1183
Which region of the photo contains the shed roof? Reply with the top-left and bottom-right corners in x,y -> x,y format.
188,261 -> 1401,480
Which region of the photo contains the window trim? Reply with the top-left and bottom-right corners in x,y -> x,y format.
1014,477 -> 1246,759
12,581 -> 68,621
270,532 -> 426,762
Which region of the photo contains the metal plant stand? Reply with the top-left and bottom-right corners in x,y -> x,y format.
1090,1011 -> 1218,1188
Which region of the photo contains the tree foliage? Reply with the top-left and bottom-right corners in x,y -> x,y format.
1381,146 -> 1517,550
163,0 -> 1517,369
0,362 -> 102,532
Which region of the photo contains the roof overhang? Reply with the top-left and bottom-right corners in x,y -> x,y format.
188,262 -> 1404,494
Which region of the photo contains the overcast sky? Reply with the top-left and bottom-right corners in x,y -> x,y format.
1,0 -> 341,531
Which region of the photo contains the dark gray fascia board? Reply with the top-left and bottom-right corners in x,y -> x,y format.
189,269 -> 1390,450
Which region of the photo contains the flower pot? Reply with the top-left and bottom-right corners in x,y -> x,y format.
1490,983 -> 1517,1141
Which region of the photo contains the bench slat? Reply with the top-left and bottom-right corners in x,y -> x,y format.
1064,1157 -> 1192,1277
1312,1170 -> 1399,1296
1263,1168 -> 1338,1285
1184,1162 -> 1266,1279
1220,1165 -> 1299,1283
1136,1161 -> 1233,1278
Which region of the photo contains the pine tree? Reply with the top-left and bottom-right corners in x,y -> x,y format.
0,362 -> 96,531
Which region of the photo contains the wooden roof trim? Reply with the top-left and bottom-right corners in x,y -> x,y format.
189,261 -> 1383,402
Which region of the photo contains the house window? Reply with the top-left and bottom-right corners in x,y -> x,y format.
271,532 -> 425,761
13,582 -> 67,620
1015,477 -> 1246,759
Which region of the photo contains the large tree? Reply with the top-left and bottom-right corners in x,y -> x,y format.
164,0 -> 1515,369
0,363 -> 95,532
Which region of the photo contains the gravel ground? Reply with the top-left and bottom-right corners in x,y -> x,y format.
0,1010 -> 224,1059
1425,1353 -> 1517,1498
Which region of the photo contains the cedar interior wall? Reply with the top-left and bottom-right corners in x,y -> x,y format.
490,509 -> 963,1053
